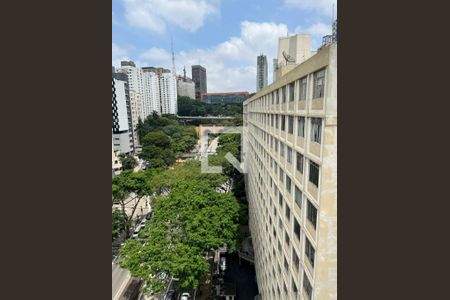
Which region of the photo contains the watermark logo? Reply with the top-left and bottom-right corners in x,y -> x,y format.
200,126 -> 247,174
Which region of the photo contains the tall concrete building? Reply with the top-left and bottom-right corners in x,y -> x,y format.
243,44 -> 337,300
192,65 -> 207,100
177,78 -> 196,99
159,73 -> 177,115
118,61 -> 177,118
257,54 -> 268,92
112,72 -> 134,154
273,59 -> 279,83
129,90 -> 142,146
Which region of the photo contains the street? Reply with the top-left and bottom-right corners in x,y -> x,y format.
112,262 -> 131,300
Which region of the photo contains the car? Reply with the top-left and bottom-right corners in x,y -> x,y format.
220,257 -> 226,272
132,225 -> 142,238
180,292 -> 190,300
165,289 -> 176,300
139,218 -> 147,227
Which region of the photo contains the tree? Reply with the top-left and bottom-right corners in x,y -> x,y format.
119,154 -> 137,170
112,170 -> 156,237
141,131 -> 171,148
120,180 -> 240,292
112,209 -> 127,241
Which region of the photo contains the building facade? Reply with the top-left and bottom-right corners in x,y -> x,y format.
192,65 -> 207,100
257,54 -> 268,92
242,44 -> 337,300
129,90 -> 142,146
276,34 -> 313,80
112,73 -> 134,154
159,73 -> 177,115
177,76 -> 196,99
201,91 -> 249,104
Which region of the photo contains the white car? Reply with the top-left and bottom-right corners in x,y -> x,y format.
180,292 -> 190,300
132,225 -> 142,238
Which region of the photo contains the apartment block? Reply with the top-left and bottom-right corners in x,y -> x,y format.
242,44 -> 337,300
192,65 -> 207,100
112,73 -> 134,154
159,73 -> 177,115
257,54 -> 268,92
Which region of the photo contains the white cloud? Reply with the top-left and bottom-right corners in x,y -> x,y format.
295,22 -> 331,37
112,42 -> 130,67
284,0 -> 337,17
140,47 -> 172,61
123,0 -> 220,33
137,21 -> 288,92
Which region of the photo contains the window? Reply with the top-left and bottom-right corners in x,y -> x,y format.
272,91 -> 275,104
313,69 -> 325,98
278,218 -> 283,230
281,87 -> 285,103
276,90 -> 279,104
296,152 -> 304,173
292,251 -> 300,272
311,118 -> 322,144
284,257 -> 289,271
279,168 -> 284,183
309,161 -> 320,187
278,240 -> 282,252
275,115 -> 279,129
288,116 -> 294,134
279,193 -> 283,208
295,186 -> 302,209
294,218 -> 300,240
289,82 -> 295,102
275,139 -> 278,152
286,176 -> 292,194
297,117 -> 305,137
285,231 -> 290,247
287,147 -> 293,164
285,205 -> 291,222
281,115 -> 286,131
303,272 -> 313,300
280,143 -> 284,157
299,77 -> 307,100
307,200 -> 318,229
305,238 -> 315,267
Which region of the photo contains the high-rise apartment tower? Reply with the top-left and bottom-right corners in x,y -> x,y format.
257,54 -> 268,92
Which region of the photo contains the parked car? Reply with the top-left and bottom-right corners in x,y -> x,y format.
165,289 -> 176,300
220,257 -> 226,272
132,225 -> 142,238
180,292 -> 190,300
139,218 -> 147,227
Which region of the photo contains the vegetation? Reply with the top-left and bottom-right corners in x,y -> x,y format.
136,112 -> 198,167
119,153 -> 138,170
112,209 -> 127,241
115,109 -> 249,294
120,180 -> 239,292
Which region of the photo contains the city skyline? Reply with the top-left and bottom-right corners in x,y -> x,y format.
112,0 -> 337,93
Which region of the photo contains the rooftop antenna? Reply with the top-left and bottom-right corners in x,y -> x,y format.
183,66 -> 186,81
171,36 -> 176,76
332,3 -> 335,24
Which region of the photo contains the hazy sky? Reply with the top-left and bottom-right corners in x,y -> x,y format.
112,0 -> 337,93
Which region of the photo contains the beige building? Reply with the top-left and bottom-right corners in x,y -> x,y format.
242,43 -> 337,300
129,90 -> 142,147
275,34 -> 313,82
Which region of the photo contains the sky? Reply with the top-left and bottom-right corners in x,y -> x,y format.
112,0 -> 337,93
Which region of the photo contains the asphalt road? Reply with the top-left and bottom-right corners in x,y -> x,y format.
112,262 -> 131,300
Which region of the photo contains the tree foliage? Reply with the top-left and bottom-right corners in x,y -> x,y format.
120,180 -> 240,292
119,153 -> 138,170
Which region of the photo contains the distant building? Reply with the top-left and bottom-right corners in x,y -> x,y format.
159,73 -> 177,115
112,73 -> 134,154
129,90 -> 142,146
273,58 -> 278,83
142,66 -> 170,76
201,91 -> 249,104
177,76 -> 196,99
192,65 -> 207,100
256,54 -> 268,92
117,61 -> 177,118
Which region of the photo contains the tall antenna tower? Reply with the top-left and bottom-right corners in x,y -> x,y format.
171,36 -> 176,76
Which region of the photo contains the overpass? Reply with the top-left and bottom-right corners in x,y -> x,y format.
177,115 -> 235,120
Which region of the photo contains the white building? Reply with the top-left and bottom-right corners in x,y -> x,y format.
177,78 -> 196,99
275,34 -> 313,80
112,74 -> 134,154
129,90 -> 142,146
118,61 -> 177,118
159,73 -> 177,115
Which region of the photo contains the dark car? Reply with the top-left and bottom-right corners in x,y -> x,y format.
165,289 -> 176,300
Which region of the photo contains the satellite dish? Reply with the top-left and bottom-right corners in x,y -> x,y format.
282,51 -> 296,64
